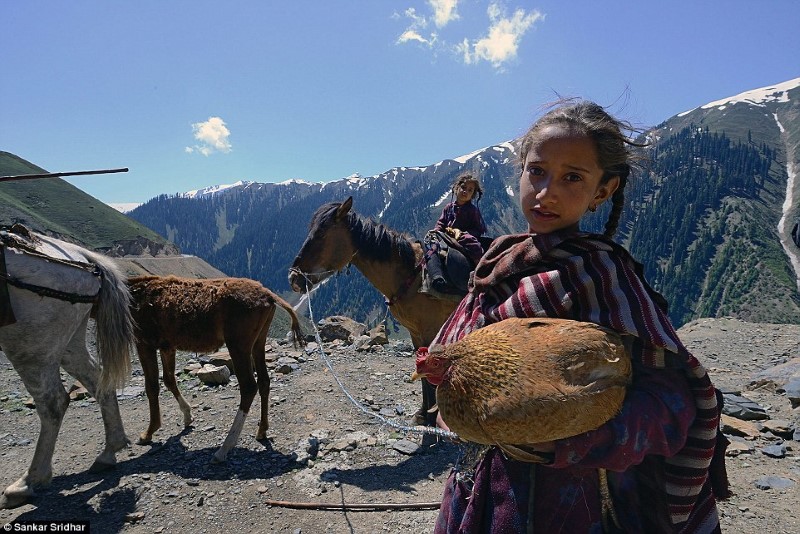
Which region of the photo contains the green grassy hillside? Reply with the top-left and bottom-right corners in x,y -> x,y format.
0,151 -> 169,250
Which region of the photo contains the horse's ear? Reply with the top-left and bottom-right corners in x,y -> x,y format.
336,197 -> 353,220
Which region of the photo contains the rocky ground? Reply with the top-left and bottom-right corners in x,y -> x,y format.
0,317 -> 798,534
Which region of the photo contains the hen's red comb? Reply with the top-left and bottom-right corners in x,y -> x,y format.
415,347 -> 429,367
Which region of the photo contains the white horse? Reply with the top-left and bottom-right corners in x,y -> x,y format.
0,226 -> 134,509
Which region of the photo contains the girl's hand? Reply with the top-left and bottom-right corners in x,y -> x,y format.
436,411 -> 451,432
444,227 -> 463,240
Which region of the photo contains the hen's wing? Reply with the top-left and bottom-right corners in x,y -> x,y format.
453,318 -> 631,445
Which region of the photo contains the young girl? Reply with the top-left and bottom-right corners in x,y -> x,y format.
428,101 -> 727,533
434,173 -> 487,264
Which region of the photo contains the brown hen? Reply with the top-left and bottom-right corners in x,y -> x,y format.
414,317 -> 631,462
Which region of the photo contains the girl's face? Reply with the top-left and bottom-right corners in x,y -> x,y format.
455,181 -> 476,205
519,125 -> 618,234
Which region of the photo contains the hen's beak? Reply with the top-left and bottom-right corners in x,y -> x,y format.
410,371 -> 426,381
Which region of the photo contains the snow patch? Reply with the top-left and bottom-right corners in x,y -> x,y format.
184,180 -> 252,198
678,77 -> 800,116
107,202 -> 141,213
276,178 -> 313,186
432,189 -> 452,208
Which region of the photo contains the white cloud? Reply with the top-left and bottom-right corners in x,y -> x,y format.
398,29 -> 429,45
395,3 -> 455,47
467,4 -> 543,69
429,0 -> 460,28
395,2 -> 542,70
185,116 -> 232,156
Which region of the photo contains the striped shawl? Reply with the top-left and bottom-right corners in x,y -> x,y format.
431,230 -> 723,529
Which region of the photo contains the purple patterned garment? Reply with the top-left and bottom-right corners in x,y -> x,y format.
430,230 -> 724,533
434,201 -> 487,238
434,201 -> 487,262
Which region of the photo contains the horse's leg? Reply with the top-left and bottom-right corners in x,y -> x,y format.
160,347 -> 193,429
212,336 -> 258,463
408,334 -> 435,426
408,333 -> 440,448
253,308 -> 275,440
137,344 -> 162,444
61,325 -> 129,472
0,359 -> 68,509
421,379 -> 438,425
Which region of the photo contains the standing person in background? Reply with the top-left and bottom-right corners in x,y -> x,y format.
426,100 -> 728,533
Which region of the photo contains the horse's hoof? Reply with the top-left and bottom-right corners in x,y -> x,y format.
137,435 -> 153,446
210,452 -> 227,464
88,460 -> 116,473
420,433 -> 440,450
0,490 -> 33,509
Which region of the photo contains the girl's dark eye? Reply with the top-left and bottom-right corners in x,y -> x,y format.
565,173 -> 582,182
528,166 -> 544,176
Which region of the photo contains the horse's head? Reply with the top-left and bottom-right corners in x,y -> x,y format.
289,197 -> 357,293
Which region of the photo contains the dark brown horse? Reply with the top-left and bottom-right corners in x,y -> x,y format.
128,275 -> 304,462
288,197 -> 458,427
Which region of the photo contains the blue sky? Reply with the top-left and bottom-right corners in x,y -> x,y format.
2,1 -> 799,204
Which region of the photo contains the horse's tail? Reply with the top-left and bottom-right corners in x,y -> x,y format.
271,292 -> 306,348
86,251 -> 134,393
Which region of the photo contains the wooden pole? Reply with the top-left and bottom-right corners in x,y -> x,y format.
0,167 -> 128,183
263,499 -> 441,511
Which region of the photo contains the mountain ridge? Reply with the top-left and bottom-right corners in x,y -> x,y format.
4,78 -> 799,328
126,77 -> 800,327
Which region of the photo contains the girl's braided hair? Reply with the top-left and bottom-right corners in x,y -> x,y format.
519,100 -> 647,238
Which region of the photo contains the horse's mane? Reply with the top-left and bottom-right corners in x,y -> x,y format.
310,202 -> 417,267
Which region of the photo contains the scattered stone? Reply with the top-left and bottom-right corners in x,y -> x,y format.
750,357 -> 800,391
760,444 -> 787,458
782,378 -> 800,408
760,419 -> 794,438
117,385 -> 145,399
367,324 -> 389,346
721,415 -> 760,438
207,351 -> 234,372
68,382 -> 90,401
392,439 -> 419,455
196,364 -> 231,385
754,476 -> 796,490
184,362 -> 203,375
725,438 -> 755,456
293,436 -> 320,465
722,393 -> 769,421
328,437 -> 358,452
275,357 -> 300,374
124,511 -> 145,523
317,316 -> 366,343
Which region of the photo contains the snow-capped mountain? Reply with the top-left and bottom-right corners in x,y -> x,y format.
128,78 -> 800,327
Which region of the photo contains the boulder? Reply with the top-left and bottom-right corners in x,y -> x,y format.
317,316 -> 366,343
196,364 -> 231,385
367,324 -> 389,345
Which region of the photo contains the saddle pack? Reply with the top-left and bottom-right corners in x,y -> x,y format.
420,230 -> 474,300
